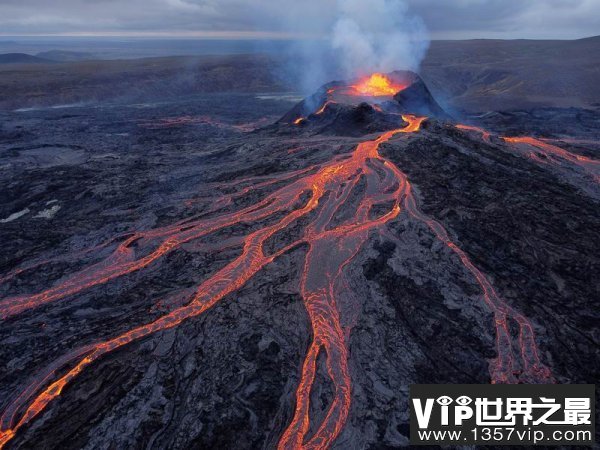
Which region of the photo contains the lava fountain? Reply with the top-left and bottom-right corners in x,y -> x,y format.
349,73 -> 407,97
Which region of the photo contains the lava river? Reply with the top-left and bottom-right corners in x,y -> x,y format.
0,115 -> 553,449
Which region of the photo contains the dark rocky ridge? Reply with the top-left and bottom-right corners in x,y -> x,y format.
275,102 -> 409,137
0,53 -> 53,64
392,75 -> 449,119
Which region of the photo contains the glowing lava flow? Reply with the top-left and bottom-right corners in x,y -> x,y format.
456,124 -> 491,143
456,123 -> 599,182
0,115 -> 552,449
315,101 -> 333,115
503,136 -> 600,180
401,193 -> 552,384
503,136 -> 598,164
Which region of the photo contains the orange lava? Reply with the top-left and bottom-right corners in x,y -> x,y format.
504,136 -> 600,183
456,123 -> 600,183
0,115 -> 553,449
315,100 -> 333,115
293,117 -> 304,125
503,136 -> 599,166
401,195 -> 552,384
350,73 -> 407,97
456,124 -> 492,143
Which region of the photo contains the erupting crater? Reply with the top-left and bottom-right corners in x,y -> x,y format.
324,71 -> 412,105
280,70 -> 448,130
349,73 -> 408,97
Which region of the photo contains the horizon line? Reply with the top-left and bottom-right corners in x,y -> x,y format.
0,31 -> 597,41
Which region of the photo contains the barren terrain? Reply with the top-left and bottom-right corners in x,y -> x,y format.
0,42 -> 599,449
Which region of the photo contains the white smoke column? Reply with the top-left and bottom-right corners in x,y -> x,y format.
331,0 -> 429,78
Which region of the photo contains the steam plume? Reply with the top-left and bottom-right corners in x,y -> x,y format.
331,0 -> 429,78
274,0 -> 429,93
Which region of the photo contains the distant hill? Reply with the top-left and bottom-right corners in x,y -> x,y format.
0,53 -> 53,64
0,36 -> 598,112
36,50 -> 96,62
576,35 -> 600,43
421,35 -> 600,112
0,54 -> 286,110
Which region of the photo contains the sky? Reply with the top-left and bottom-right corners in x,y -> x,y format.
0,0 -> 599,40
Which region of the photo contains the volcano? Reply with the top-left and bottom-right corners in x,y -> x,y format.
0,62 -> 599,450
279,71 -> 448,132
